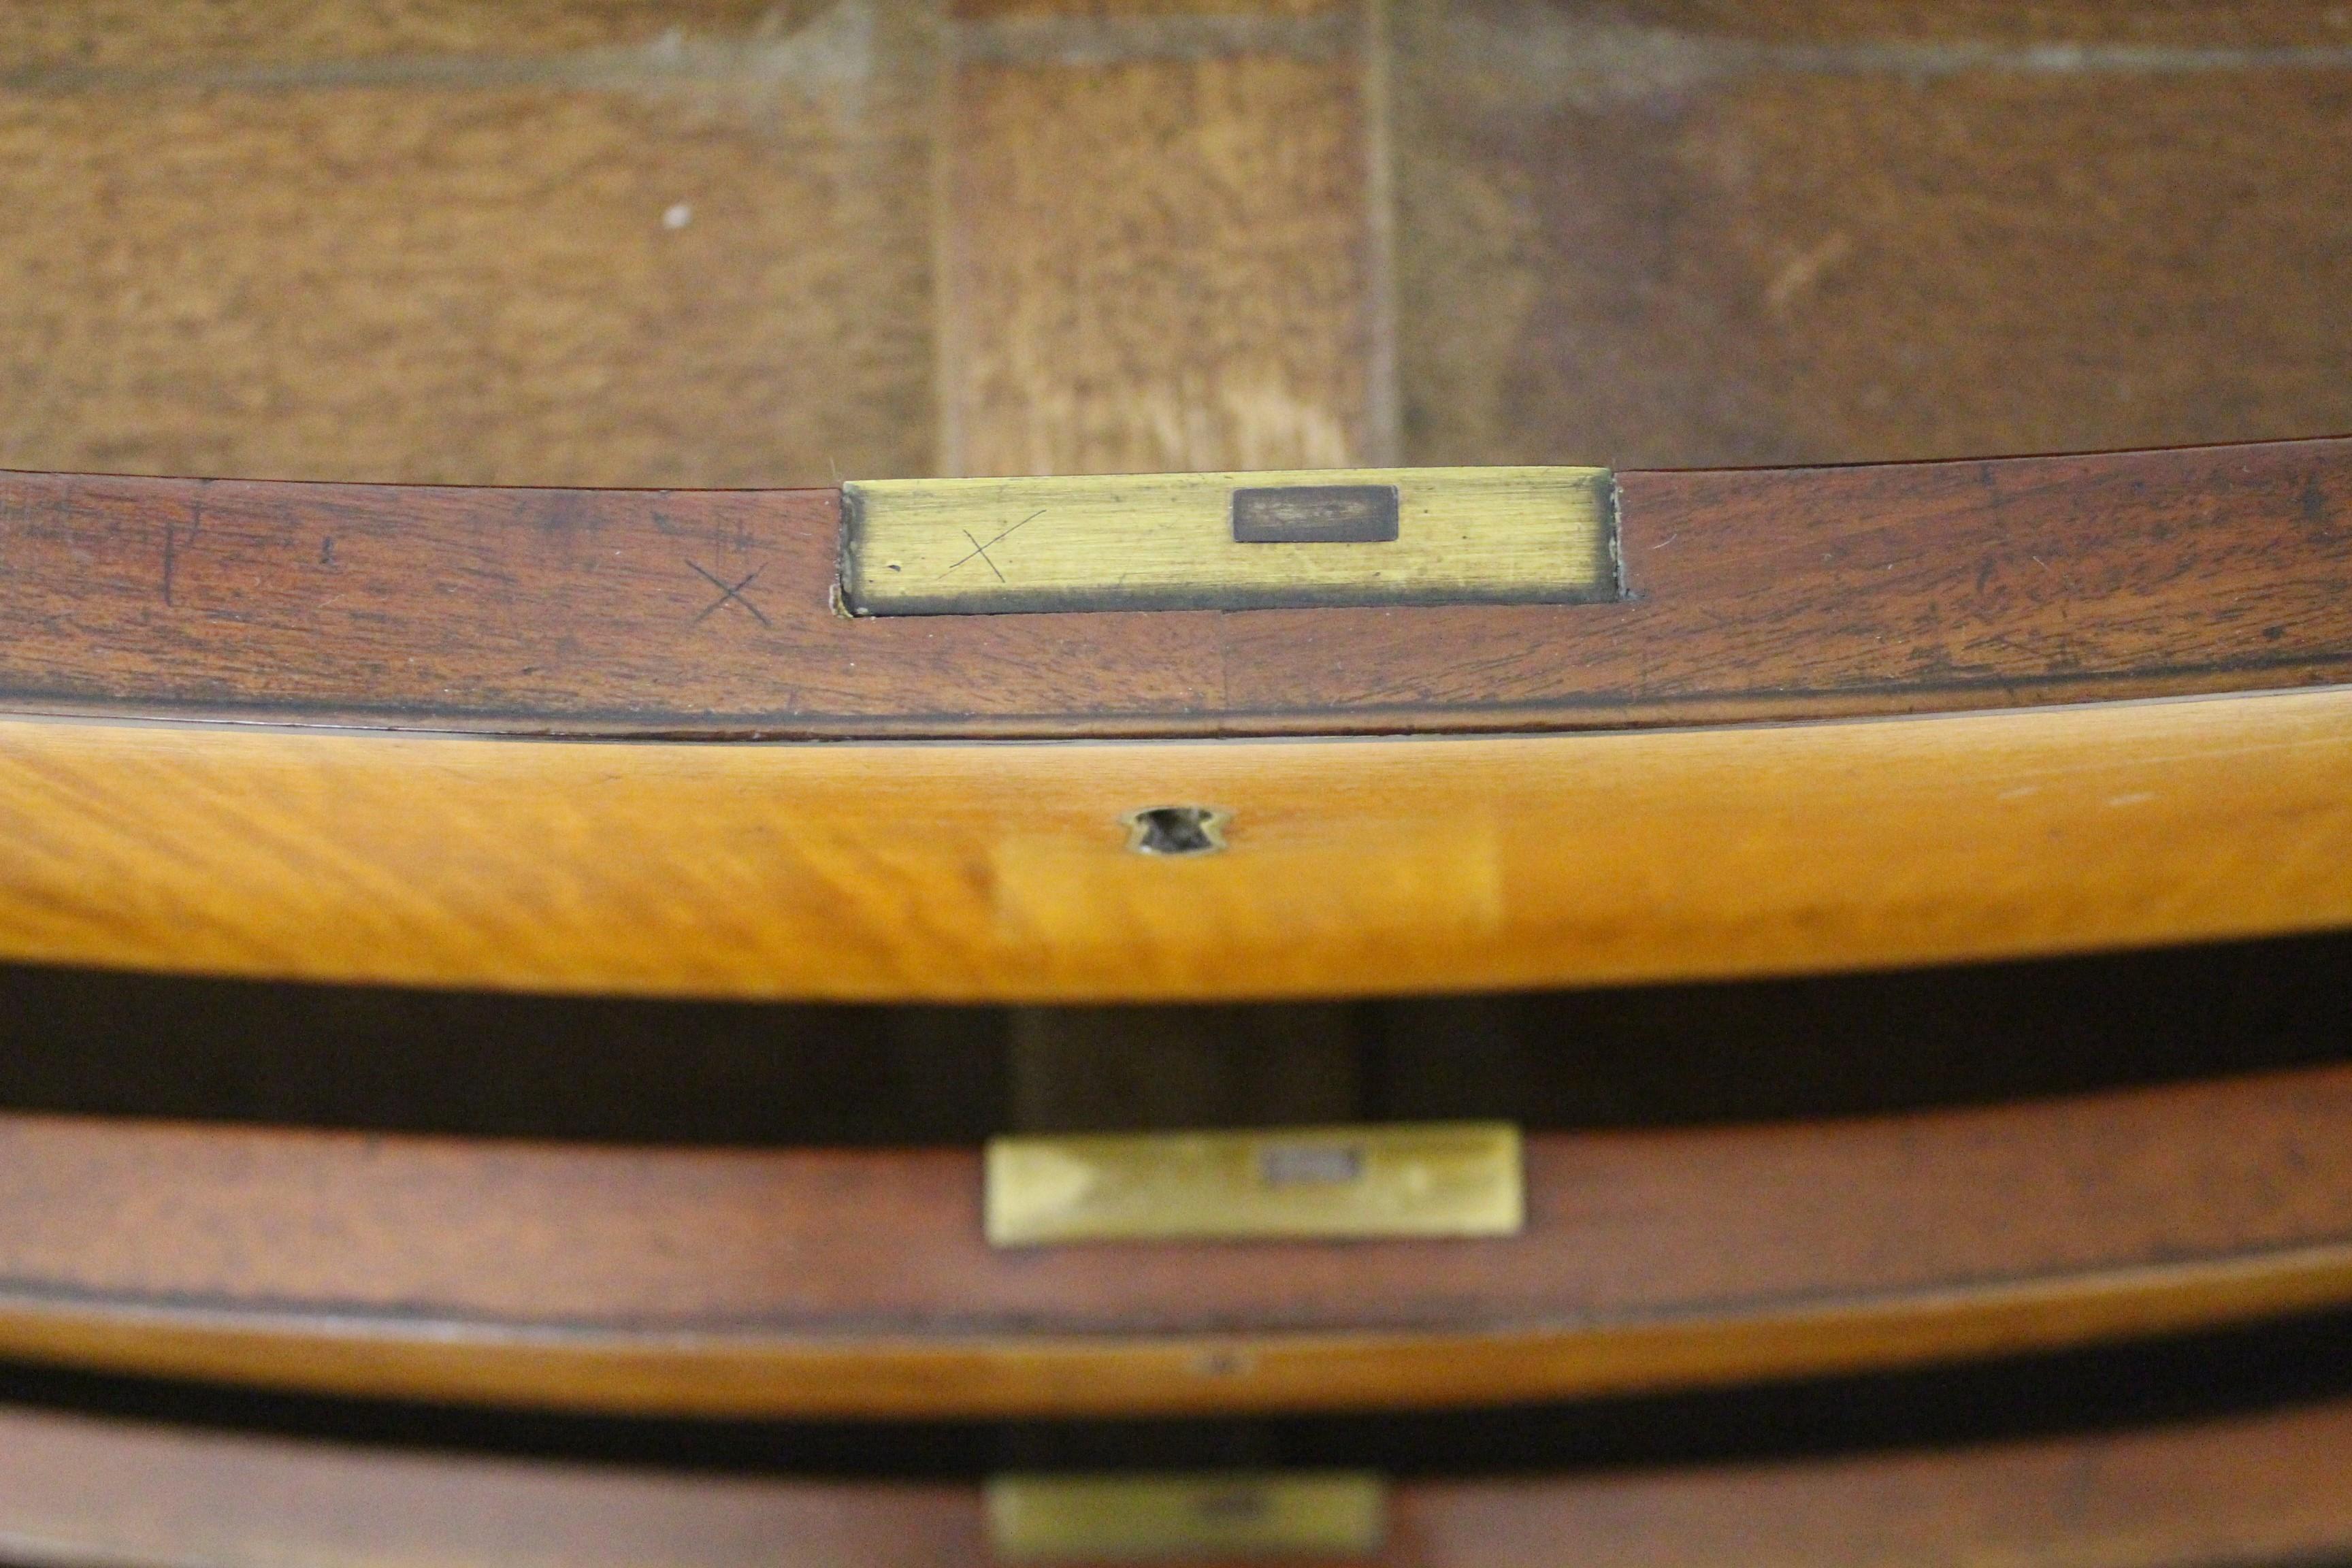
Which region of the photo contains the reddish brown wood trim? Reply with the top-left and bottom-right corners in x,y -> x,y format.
5,1394 -> 2352,1567
1230,438 -> 2352,725
0,1066 -> 2345,1416
0,438 -> 2345,737
1394,1395 -> 2352,1568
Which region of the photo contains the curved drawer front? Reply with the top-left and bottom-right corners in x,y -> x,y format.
0,1067 -> 2345,1416
1,1392 -> 2349,1566
0,438 -> 2349,740
0,689 -> 2349,997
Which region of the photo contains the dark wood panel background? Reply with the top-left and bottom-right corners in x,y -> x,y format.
1396,0 -> 2352,468
0,0 -> 936,489
4,0 -> 2347,489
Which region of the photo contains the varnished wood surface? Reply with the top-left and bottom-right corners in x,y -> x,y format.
0,1 -> 937,491
0,1403 -> 979,1568
1397,1 -> 2352,470
6,0 -> 2349,738
4,688 -> 2352,998
7,1394 -> 2352,1567
7,2 -> 2351,489
0,1067 -> 2343,1416
941,0 -> 1388,479
1396,1394 -> 2352,1568
0,439 -> 2346,736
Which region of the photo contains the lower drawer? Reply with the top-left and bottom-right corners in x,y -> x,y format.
1,1388 -> 2346,1567
0,1064 -> 2347,1418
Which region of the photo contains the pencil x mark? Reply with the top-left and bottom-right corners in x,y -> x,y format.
945,510 -> 1045,578
959,529 -> 1005,582
686,559 -> 771,627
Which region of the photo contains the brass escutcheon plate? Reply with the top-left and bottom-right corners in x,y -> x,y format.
983,1122 -> 1524,1245
985,1471 -> 1388,1562
838,467 -> 1616,614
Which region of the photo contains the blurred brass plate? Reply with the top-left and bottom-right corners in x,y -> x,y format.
839,467 -> 1616,613
986,1472 -> 1387,1562
983,1122 -> 1523,1245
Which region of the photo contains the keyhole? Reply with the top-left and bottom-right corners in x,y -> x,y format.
1126,805 -> 1227,856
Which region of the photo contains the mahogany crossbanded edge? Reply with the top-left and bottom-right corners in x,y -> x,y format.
0,437 -> 2346,738
0,1067 -> 2344,1418
4,1394 -> 2351,1568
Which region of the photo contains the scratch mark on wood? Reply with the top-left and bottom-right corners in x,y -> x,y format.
686,559 -> 772,627
163,485 -> 206,607
958,529 -> 1007,583
945,510 -> 1045,578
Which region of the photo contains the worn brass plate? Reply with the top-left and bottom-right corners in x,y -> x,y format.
986,1472 -> 1387,1562
839,467 -> 1616,614
983,1122 -> 1523,1245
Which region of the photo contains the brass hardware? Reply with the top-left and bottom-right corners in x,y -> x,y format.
839,467 -> 1616,614
985,1472 -> 1387,1562
983,1122 -> 1523,1245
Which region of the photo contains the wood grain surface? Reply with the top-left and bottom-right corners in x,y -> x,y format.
0,1 -> 810,71
5,1392 -> 2352,1566
6,0 -> 2351,738
0,1066 -> 2340,1416
0,2 -> 936,490
8,0 -> 2347,489
3,687 -> 2352,998
0,438 -> 2349,735
939,0 -> 1386,478
1394,0 -> 2352,470
0,1402 -> 979,1568
1394,1392 -> 2352,1568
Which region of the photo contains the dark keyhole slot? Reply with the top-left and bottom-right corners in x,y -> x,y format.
1129,805 -> 1224,856
1230,483 -> 1400,543
1258,1143 -> 1365,1187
